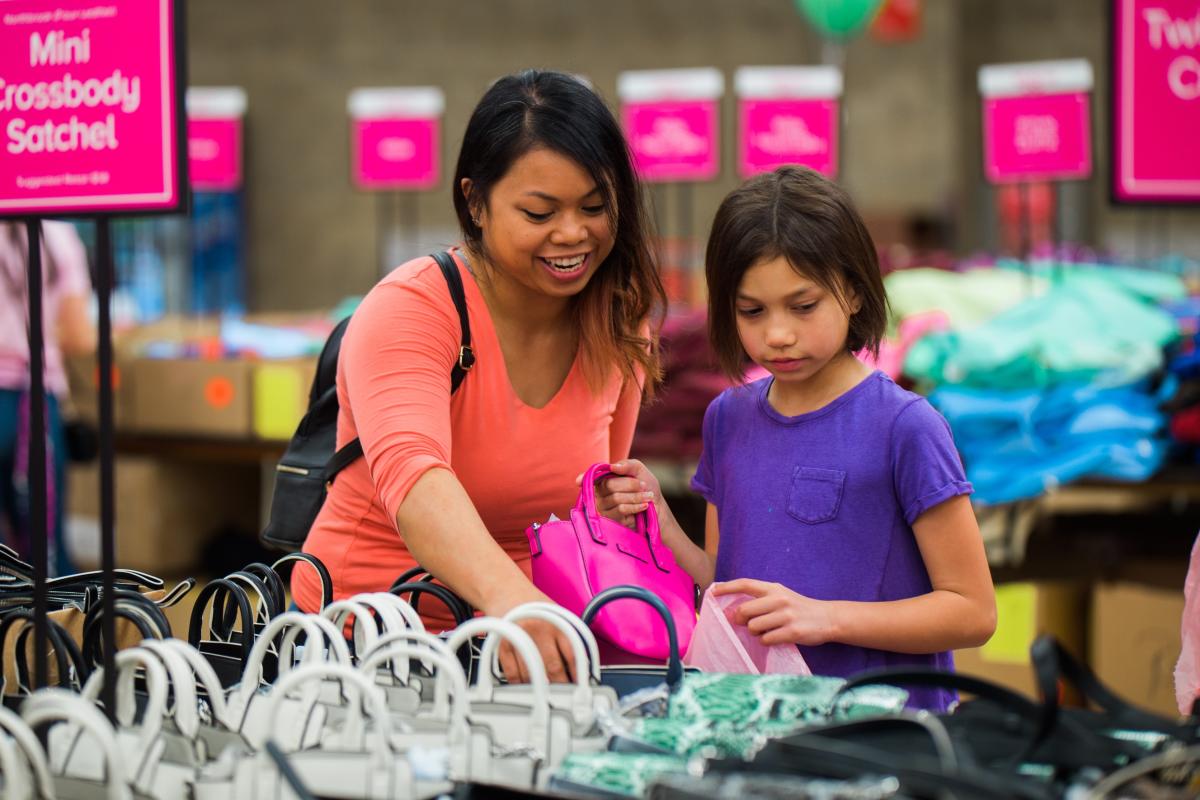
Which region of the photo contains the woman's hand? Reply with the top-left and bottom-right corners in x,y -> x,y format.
577,459 -> 661,528
497,616 -> 578,685
715,579 -> 839,647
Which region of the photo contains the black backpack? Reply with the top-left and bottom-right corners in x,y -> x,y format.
260,251 -> 475,552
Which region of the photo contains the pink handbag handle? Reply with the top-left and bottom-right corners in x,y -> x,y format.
577,463 -> 673,574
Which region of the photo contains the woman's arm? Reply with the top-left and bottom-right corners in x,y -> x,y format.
719,494 -> 996,653
396,468 -> 575,682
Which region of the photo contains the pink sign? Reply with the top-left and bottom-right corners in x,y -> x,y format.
188,118 -> 241,191
739,99 -> 839,178
983,92 -> 1092,183
0,0 -> 183,217
351,118 -> 439,190
1113,0 -> 1200,203
623,101 -> 719,183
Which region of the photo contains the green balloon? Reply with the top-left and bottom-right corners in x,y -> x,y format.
794,0 -> 883,39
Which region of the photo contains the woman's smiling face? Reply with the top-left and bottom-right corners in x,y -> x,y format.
466,146 -> 616,299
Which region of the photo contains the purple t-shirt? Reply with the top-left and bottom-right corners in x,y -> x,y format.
691,370 -> 973,711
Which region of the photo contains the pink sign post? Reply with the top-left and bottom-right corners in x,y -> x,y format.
1113,0 -> 1200,204
186,87 -> 245,192
0,0 -> 186,217
735,66 -> 842,179
348,87 -> 443,191
618,69 -> 724,183
979,60 -> 1094,183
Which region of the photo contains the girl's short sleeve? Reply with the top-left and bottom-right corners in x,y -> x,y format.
891,399 -> 973,526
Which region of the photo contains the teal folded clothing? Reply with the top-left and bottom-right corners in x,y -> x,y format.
905,275 -> 1181,389
929,379 -> 1173,505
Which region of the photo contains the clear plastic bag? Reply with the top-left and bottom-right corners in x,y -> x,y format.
683,586 -> 811,675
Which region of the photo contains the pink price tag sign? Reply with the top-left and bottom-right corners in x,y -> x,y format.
188,118 -> 241,191
1113,0 -> 1200,203
623,101 -> 719,183
982,92 -> 1093,183
0,0 -> 184,217
739,98 -> 839,179
351,117 -> 439,191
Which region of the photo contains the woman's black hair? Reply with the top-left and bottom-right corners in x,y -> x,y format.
452,69 -> 665,393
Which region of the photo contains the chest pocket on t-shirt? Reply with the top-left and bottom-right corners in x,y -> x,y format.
787,466 -> 846,525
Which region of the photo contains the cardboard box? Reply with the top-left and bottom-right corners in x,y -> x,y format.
253,357 -> 317,440
64,353 -> 133,429
1090,579 -> 1185,719
67,455 -> 259,574
127,358 -> 254,437
954,581 -> 1089,700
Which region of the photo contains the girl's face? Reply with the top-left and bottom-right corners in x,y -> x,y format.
735,255 -> 860,388
465,147 -> 616,301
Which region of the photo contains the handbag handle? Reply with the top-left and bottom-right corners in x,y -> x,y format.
227,612 -> 352,728
139,640 -> 202,740
1031,634 -> 1198,740
504,602 -> 601,684
578,463 -> 674,574
444,618 -> 552,756
22,689 -> 134,800
491,606 -> 591,690
389,580 -> 474,628
264,663 -> 395,769
272,553 -> 334,611
187,577 -> 255,665
148,638 -> 234,729
359,629 -> 460,719
0,705 -> 54,800
582,585 -> 683,691
358,638 -> 471,734
320,599 -> 383,660
349,594 -> 426,683
80,648 -> 169,773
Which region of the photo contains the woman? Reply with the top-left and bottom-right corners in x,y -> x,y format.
294,70 -> 666,682
0,221 -> 96,577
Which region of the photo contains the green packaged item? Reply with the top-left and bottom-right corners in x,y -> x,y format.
551,752 -> 692,798
625,673 -> 909,759
883,267 -> 1045,337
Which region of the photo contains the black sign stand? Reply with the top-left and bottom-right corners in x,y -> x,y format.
25,219 -> 49,692
96,218 -> 117,720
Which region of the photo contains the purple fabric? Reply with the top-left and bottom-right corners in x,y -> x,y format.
691,371 -> 973,711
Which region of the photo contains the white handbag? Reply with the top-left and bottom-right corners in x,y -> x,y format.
0,704 -> 54,800
193,663 -> 450,800
443,618 -> 576,788
492,603 -> 619,735
21,689 -> 134,800
226,612 -> 351,750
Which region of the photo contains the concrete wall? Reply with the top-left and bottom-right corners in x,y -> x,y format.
186,0 -> 1196,311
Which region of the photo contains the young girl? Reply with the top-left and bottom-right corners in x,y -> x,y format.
598,166 -> 995,710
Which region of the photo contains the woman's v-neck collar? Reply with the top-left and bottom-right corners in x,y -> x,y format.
449,247 -> 582,411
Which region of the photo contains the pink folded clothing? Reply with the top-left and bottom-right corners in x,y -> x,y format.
684,585 -> 811,675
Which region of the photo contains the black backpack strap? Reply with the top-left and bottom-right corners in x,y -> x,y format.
326,251 -> 473,484
431,249 -> 475,392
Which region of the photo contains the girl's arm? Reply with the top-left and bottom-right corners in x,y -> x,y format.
720,494 -> 996,653
591,459 -> 719,590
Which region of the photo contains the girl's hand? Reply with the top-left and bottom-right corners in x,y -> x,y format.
715,579 -> 838,647
576,459 -> 661,528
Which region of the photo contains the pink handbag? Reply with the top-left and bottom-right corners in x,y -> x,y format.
525,463 -> 696,662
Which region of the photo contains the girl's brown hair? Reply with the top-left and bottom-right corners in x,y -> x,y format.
705,166 -> 888,380
453,70 -> 665,395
